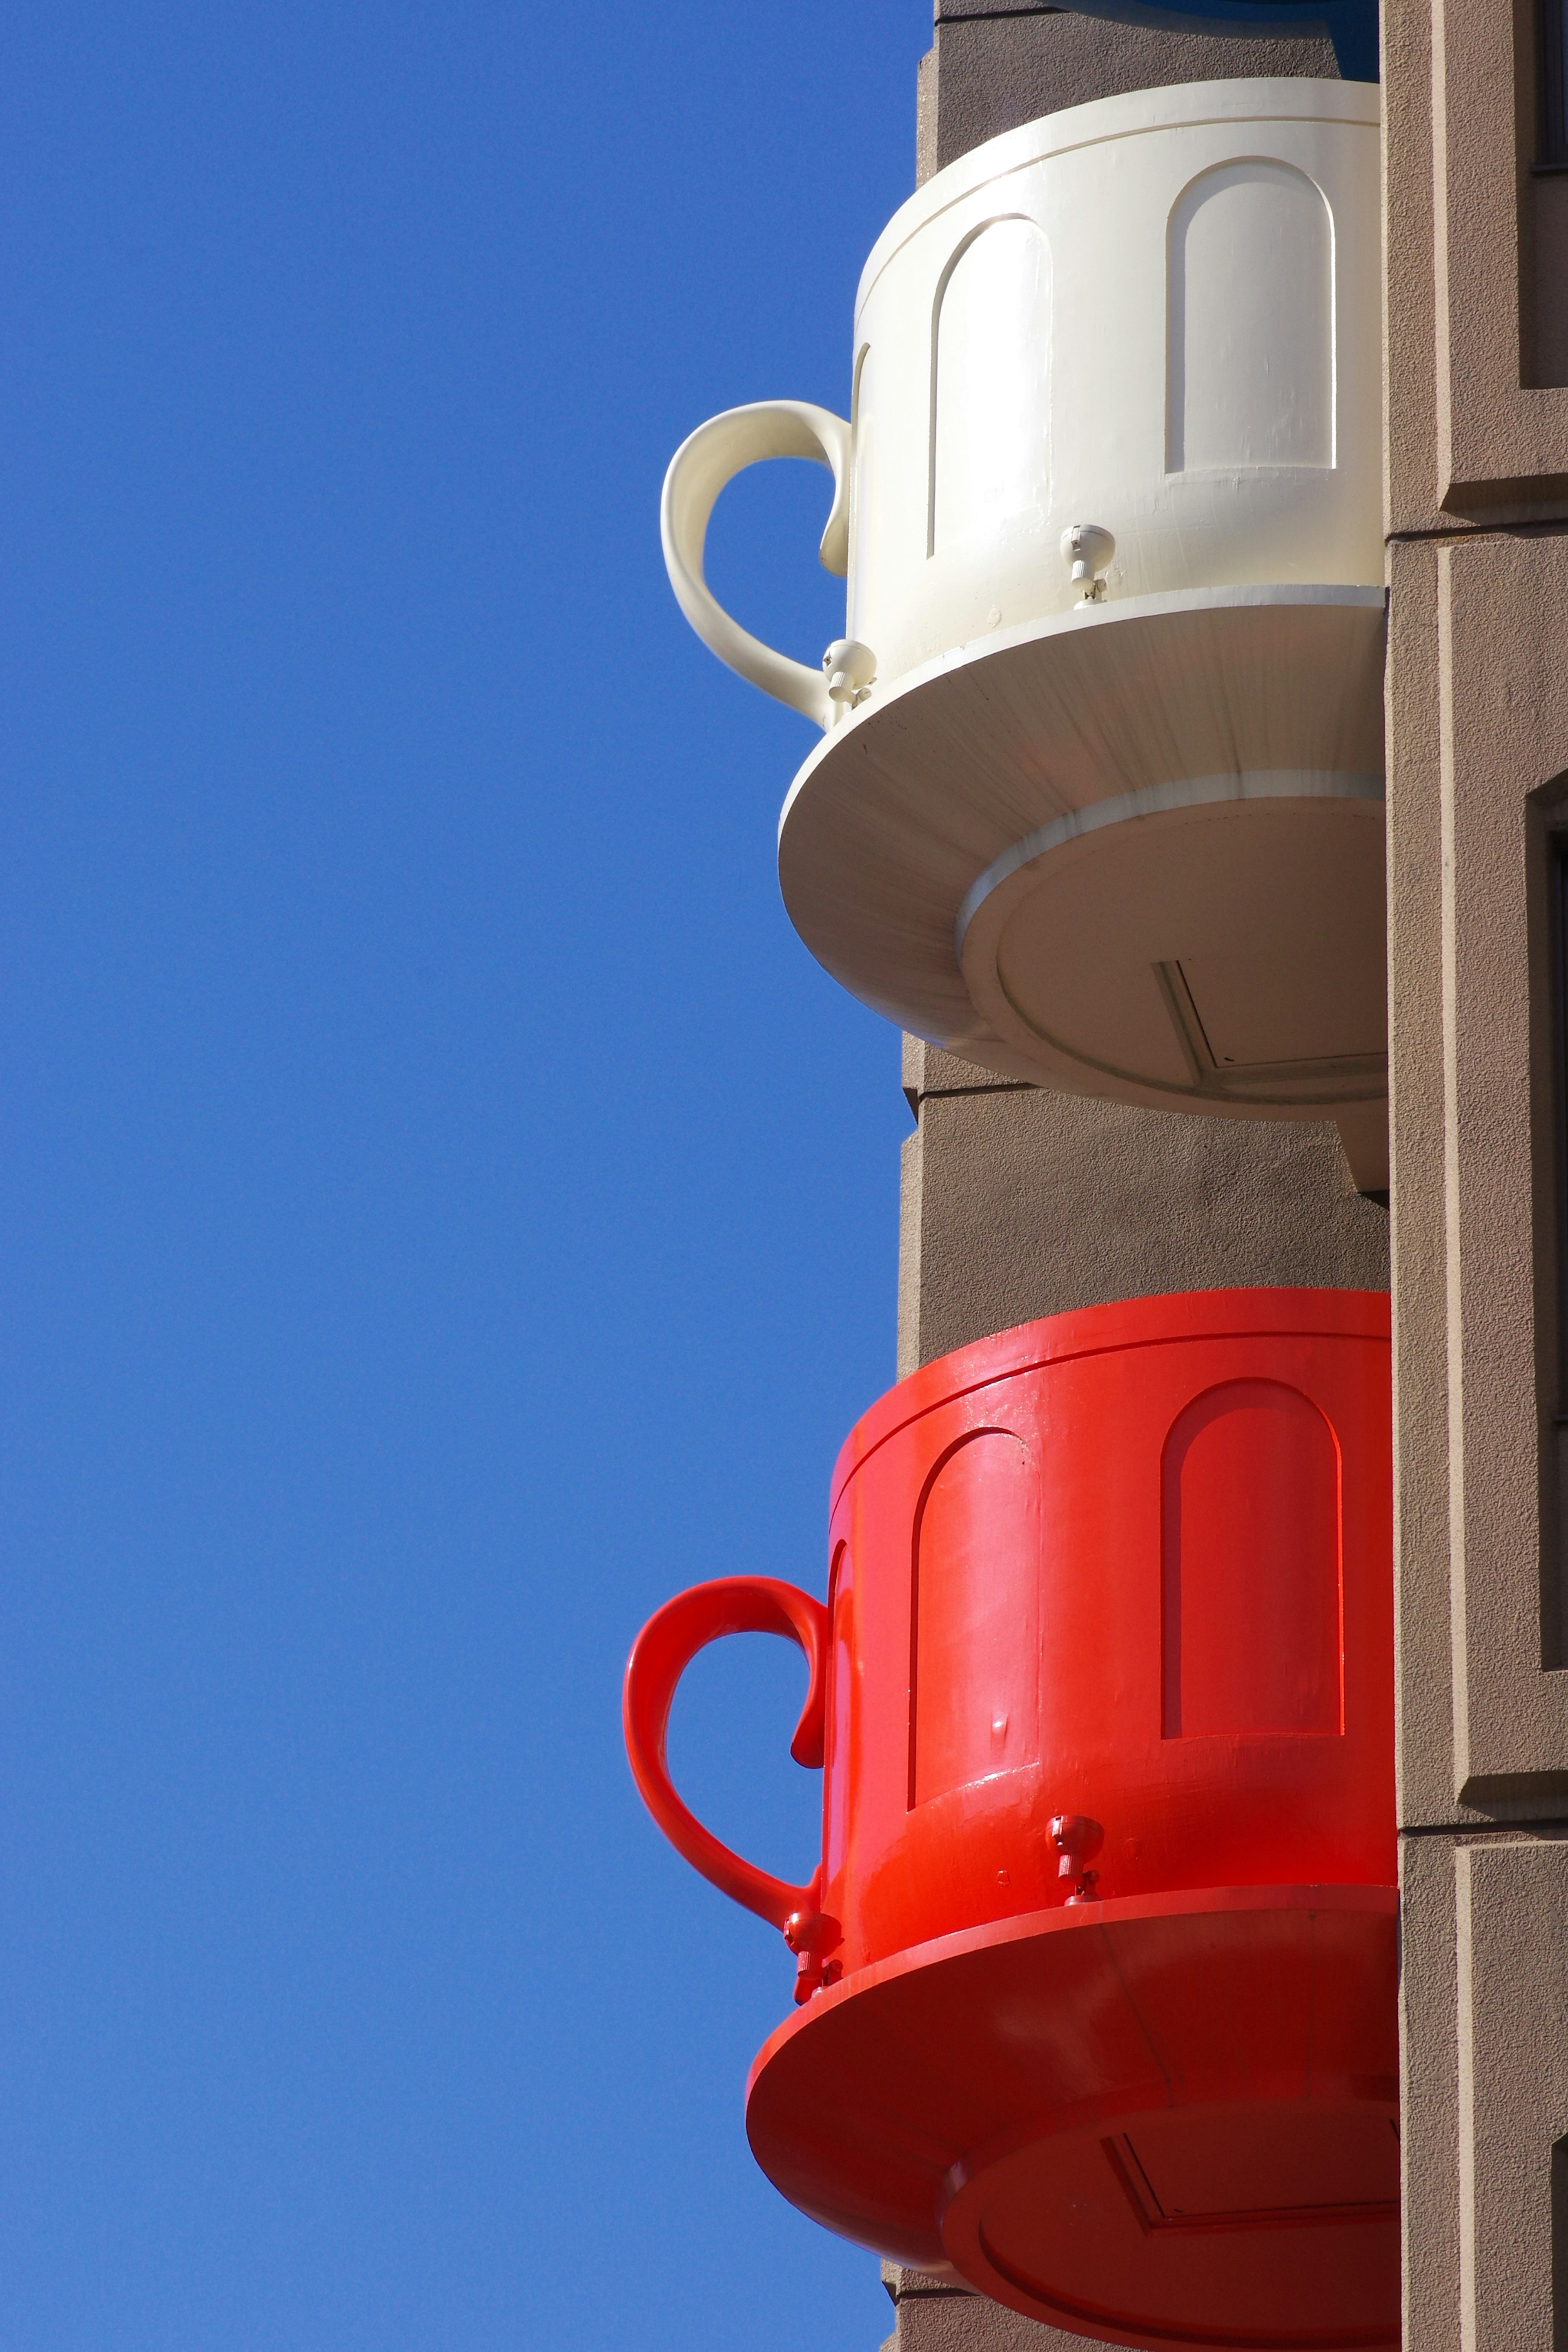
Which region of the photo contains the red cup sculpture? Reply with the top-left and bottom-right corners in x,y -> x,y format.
625,1289 -> 1396,2352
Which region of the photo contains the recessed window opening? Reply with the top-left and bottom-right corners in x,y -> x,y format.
1541,0 -> 1568,164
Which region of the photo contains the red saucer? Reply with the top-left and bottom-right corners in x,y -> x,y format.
745,1886 -> 1399,2352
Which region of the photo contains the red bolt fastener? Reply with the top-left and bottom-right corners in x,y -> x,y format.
1047,1814 -> 1104,1904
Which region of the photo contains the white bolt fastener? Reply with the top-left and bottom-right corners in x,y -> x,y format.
822,638 -> 877,708
1060,524 -> 1116,605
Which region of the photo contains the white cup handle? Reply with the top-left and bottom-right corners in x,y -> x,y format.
661,401 -> 852,731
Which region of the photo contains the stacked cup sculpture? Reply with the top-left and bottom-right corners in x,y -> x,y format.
632,74 -> 1397,2352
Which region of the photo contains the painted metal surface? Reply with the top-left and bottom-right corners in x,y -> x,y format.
775,586 -> 1389,1131
660,85 -> 1390,1127
663,80 -> 1380,719
746,1889 -> 1399,2350
624,1287 -> 1396,2346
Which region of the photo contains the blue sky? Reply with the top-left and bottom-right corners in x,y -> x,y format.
0,5 -> 925,2344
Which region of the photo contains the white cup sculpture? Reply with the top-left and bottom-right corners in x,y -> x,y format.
662,78 -> 1388,1181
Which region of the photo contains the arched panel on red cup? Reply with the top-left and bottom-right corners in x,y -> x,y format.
1160,1377 -> 1344,1740
622,1576 -> 830,1933
909,1426 -> 1041,1811
822,1542 -> 855,1889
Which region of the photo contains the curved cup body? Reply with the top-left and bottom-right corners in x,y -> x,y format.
818,1286 -> 1394,1975
848,79 -> 1381,689
663,80 -> 1381,723
626,1288 -> 1394,1989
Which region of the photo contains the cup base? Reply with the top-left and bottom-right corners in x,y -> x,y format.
745,1883 -> 1398,2352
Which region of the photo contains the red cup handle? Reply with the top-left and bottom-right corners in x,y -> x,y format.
623,1576 -> 829,1931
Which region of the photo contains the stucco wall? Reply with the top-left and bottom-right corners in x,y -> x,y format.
898,1040 -> 1389,1377
915,0 -> 1338,181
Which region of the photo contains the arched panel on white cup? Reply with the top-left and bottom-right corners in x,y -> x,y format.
849,341 -> 879,645
929,216 -> 1052,557
1167,160 -> 1334,474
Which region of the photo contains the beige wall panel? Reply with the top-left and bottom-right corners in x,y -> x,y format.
1454,1834 -> 1568,2349
1430,0 -> 1568,510
1429,533 -> 1568,1803
1399,1831 -> 1568,2352
1399,1833 -> 1464,2352
1383,0 -> 1448,534
1391,533 -> 1568,1818
1388,537 -> 1460,1826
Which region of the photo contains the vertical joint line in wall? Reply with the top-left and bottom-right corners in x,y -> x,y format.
1430,0 -> 1455,485
1454,1845 -> 1479,2352
1437,546 -> 1471,1791
1550,834 -> 1568,1670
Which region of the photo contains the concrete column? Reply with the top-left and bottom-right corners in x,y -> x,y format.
1383,0 -> 1568,2330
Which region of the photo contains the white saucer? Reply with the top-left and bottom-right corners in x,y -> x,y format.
777,584 -> 1386,1134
